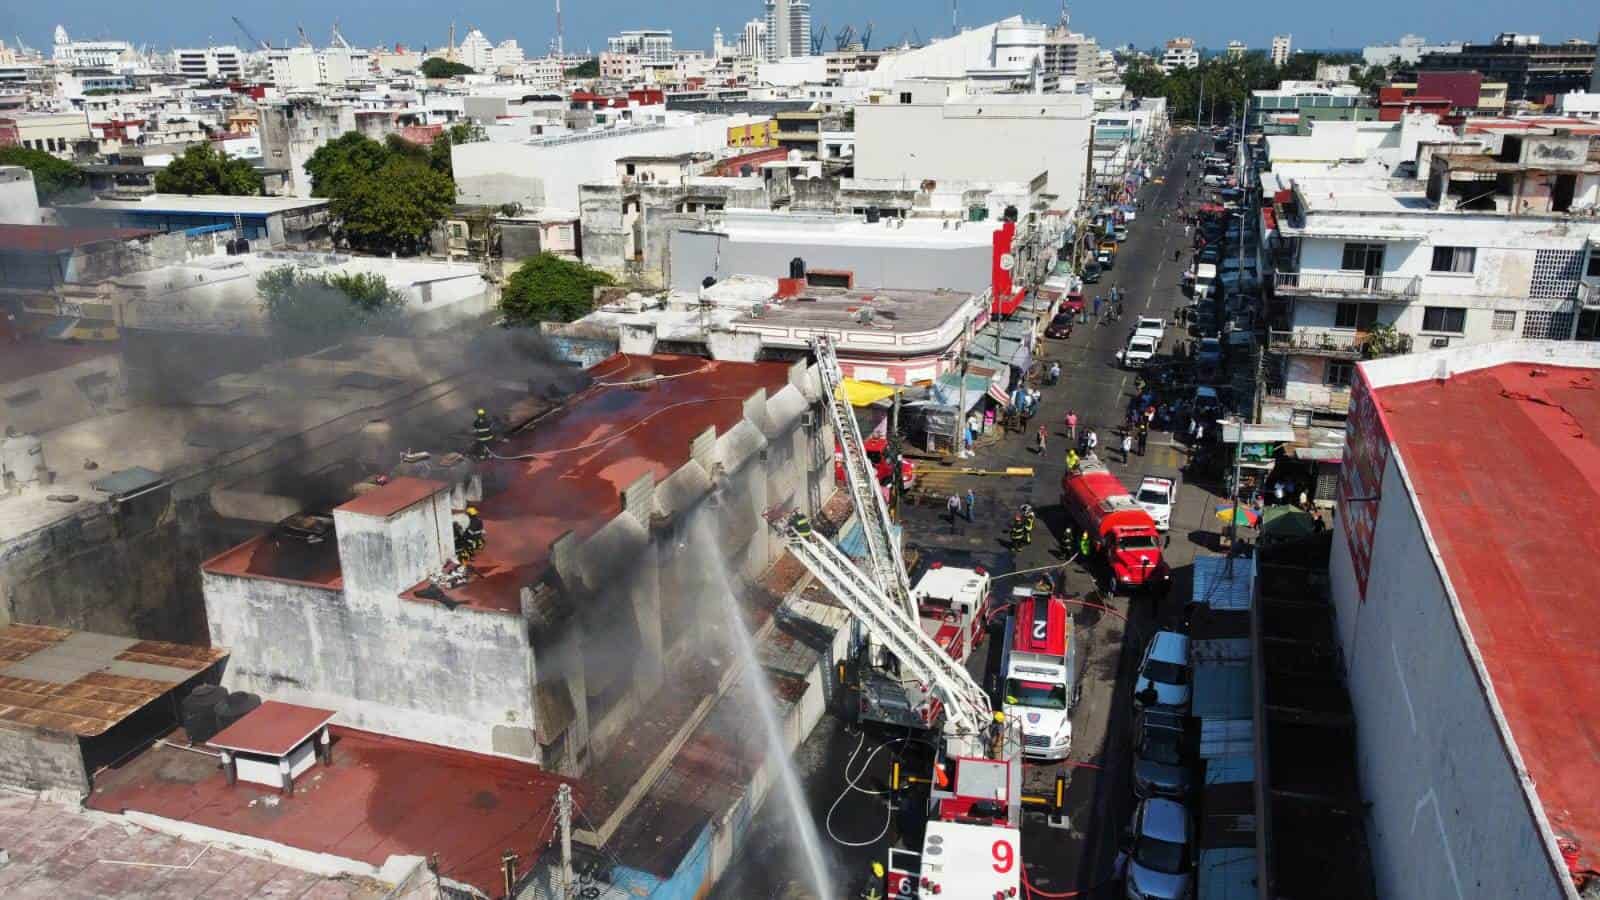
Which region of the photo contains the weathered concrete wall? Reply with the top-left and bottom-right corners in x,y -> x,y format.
0,724 -> 87,795
1329,456 -> 1564,900
668,228 -> 992,293
0,165 -> 41,225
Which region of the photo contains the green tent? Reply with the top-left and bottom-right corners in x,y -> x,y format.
1259,506 -> 1316,545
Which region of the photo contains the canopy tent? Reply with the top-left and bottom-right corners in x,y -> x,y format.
1260,505 -> 1317,544
839,378 -> 897,407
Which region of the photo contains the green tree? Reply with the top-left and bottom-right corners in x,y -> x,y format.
153,142 -> 263,195
501,253 -> 615,325
304,131 -> 391,198
303,132 -> 455,255
421,57 -> 475,79
0,145 -> 86,203
564,58 -> 599,78
258,266 -> 405,349
426,121 -> 486,178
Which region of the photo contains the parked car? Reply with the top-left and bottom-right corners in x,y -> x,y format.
1134,630 -> 1191,709
1135,476 -> 1175,532
1133,707 -> 1193,800
1082,261 -> 1103,284
1133,316 -> 1166,345
1194,337 -> 1222,368
1046,313 -> 1076,339
1119,334 -> 1159,369
1124,797 -> 1195,900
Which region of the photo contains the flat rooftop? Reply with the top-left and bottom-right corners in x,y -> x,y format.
706,211 -> 999,248
1374,358 -> 1600,872
731,284 -> 975,334
0,624 -> 225,736
0,338 -> 118,384
65,194 -> 330,215
88,726 -> 580,898
0,224 -> 157,253
406,354 -> 792,612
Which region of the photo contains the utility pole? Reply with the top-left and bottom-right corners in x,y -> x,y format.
557,784 -> 574,899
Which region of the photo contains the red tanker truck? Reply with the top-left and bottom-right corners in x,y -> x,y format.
1061,452 -> 1170,593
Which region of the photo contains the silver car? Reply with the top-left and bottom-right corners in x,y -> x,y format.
1124,797 -> 1194,900
1133,707 -> 1193,800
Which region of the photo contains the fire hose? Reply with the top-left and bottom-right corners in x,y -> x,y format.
825,732 -> 900,848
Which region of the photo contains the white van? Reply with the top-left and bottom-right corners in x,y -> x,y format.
1193,263 -> 1218,299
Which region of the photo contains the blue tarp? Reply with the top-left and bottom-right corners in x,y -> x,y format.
1192,554 -> 1255,611
1192,663 -> 1252,720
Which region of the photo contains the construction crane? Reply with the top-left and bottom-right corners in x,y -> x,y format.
861,23 -> 874,50
329,23 -> 351,50
812,336 -> 915,622
296,24 -> 313,49
834,25 -> 855,52
230,16 -> 269,51
810,24 -> 828,56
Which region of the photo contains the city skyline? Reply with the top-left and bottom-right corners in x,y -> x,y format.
12,0 -> 1594,57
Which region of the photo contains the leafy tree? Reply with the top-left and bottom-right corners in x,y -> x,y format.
303,132 -> 455,254
427,121 -> 486,178
564,58 -> 599,78
304,131 -> 391,198
501,253 -> 615,325
259,266 -> 405,349
421,57 -> 475,79
0,145 -> 86,203
154,142 -> 262,195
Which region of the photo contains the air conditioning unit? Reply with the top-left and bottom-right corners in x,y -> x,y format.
1430,336 -> 1450,349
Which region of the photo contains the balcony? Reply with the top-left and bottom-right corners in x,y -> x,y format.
1268,327 -> 1413,360
1273,271 -> 1422,301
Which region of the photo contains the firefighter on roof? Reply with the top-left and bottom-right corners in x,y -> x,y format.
458,507 -> 485,561
790,511 -> 812,537
471,408 -> 494,459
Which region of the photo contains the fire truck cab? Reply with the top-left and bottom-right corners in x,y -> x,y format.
1000,588 -> 1077,761
1062,453 -> 1170,593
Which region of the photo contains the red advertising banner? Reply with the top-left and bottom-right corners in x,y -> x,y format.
1339,369 -> 1390,601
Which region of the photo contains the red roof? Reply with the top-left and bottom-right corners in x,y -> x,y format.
89,726 -> 582,897
0,224 -> 156,253
1012,595 -> 1067,657
208,701 -> 336,756
335,476 -> 447,518
0,340 -> 116,384
1375,363 -> 1600,872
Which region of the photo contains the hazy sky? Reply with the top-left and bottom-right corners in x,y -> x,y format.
6,0 -> 1595,55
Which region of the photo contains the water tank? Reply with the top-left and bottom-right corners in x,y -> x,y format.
787,149 -> 803,163
181,684 -> 229,742
0,433 -> 46,485
865,206 -> 880,224
214,691 -> 262,733
1004,205 -> 1020,223
702,275 -> 718,289
789,257 -> 806,280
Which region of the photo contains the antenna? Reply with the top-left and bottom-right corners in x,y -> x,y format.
951,0 -> 958,37
555,0 -> 564,57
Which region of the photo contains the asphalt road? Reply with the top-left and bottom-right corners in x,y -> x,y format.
711,129 -> 1223,900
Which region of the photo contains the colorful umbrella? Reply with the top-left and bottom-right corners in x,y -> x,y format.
1214,504 -> 1260,527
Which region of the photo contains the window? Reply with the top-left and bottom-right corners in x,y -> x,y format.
1422,306 -> 1466,333
1326,361 -> 1354,387
1341,242 -> 1384,274
624,162 -> 636,176
1334,302 -> 1379,330
806,270 -> 853,288
1431,246 -> 1476,273
1492,310 -> 1517,331
1588,251 -> 1600,278
899,92 -> 912,104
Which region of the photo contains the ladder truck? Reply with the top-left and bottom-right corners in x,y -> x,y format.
811,337 -> 990,731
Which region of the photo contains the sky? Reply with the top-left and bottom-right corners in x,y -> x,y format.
4,0 -> 1595,56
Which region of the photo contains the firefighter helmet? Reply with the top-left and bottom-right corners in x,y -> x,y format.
466,507 -> 479,516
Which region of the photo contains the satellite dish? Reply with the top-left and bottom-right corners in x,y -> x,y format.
999,253 -> 1016,272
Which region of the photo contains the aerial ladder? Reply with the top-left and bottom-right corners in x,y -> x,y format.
811,336 -> 916,623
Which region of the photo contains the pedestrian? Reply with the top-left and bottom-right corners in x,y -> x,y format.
1066,448 -> 1080,471
1312,508 -> 1326,532
1049,361 -> 1061,384
1137,422 -> 1149,456
1273,480 -> 1285,505
1065,410 -> 1078,442
1173,247 -> 1181,262
947,494 -> 962,532
1121,432 -> 1133,464
1092,295 -> 1102,320
1299,489 -> 1310,510
965,488 -> 976,521
1036,425 -> 1048,453
1059,522 -> 1075,557
1086,429 -> 1099,453
1078,529 -> 1092,562
1010,515 -> 1029,550
1022,504 -> 1036,540
1184,223 -> 1191,238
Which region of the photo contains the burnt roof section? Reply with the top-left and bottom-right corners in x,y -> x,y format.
0,624 -> 226,737
0,224 -> 157,253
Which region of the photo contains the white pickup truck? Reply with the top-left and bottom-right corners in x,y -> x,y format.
1133,316 -> 1166,345
1136,475 -> 1176,532
1119,333 -> 1159,369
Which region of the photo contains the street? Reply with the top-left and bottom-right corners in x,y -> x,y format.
712,128 -> 1225,900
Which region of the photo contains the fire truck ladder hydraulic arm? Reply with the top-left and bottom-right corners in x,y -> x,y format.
783,523 -> 992,743
811,336 -> 917,623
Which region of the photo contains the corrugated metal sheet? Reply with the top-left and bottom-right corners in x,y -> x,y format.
1192,637 -> 1251,664
1197,847 -> 1258,899
1193,663 -> 1252,720
0,625 -> 226,737
1205,753 -> 1256,785
1199,717 -> 1255,760
1192,554 -> 1255,611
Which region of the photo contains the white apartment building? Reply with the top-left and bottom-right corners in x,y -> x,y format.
853,79 -> 1094,211
1271,34 -> 1293,67
1160,37 -> 1200,73
862,17 -> 1049,94
176,46 -> 243,81
1226,41 -> 1247,60
1262,122 -> 1600,425
1043,25 -> 1100,86
50,25 -> 138,70
0,112 -> 93,159
764,0 -> 813,60
608,30 -> 674,63
268,45 -> 373,90
1361,34 -> 1464,67
740,20 -> 768,60
512,57 -> 566,90
600,52 -> 643,83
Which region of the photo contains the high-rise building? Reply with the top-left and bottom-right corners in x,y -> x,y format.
1271,34 -> 1292,66
740,20 -> 767,59
607,30 -> 674,62
458,29 -> 495,70
1416,33 -> 1598,101
1226,40 -> 1247,60
1160,37 -> 1199,73
1043,25 -> 1100,85
764,0 -> 813,60
713,27 -> 726,58
176,46 -> 243,80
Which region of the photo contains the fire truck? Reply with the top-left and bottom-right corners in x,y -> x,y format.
835,434 -> 916,492
781,337 -> 1065,899
1062,452 -> 1170,592
857,562 -> 993,730
999,587 -> 1077,762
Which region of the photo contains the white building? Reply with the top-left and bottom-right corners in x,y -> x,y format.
600,52 -> 643,83
608,30 -> 673,63
1361,34 -> 1464,68
495,40 -> 525,68
50,25 -> 137,71
764,0 -> 813,60
1329,339 -> 1600,900
457,30 -> 494,70
511,56 -> 566,90
1261,118 -> 1600,425
860,17 -> 1048,93
1271,34 -> 1293,67
853,79 -> 1093,211
1226,40 -> 1247,60
1160,37 -> 1199,73
268,45 -> 373,90
1043,23 -> 1100,86
175,46 -> 243,81
740,20 -> 768,60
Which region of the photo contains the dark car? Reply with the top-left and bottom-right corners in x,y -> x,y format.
1197,245 -> 1222,264
1046,313 -> 1076,339
1082,262 -> 1102,284
1133,707 -> 1194,800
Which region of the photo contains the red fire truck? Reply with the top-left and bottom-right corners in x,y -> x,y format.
1061,452 -> 1170,592
835,434 -> 915,491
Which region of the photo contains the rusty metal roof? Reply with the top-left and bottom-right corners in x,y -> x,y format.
0,624 -> 226,737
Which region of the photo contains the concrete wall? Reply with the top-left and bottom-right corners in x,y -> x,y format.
854,92 -> 1093,211
1329,448 -> 1562,900
669,228 -> 992,293
0,724 -> 88,794
0,165 -> 41,225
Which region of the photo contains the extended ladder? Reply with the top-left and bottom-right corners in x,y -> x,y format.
784,525 -> 991,742
811,336 -> 917,623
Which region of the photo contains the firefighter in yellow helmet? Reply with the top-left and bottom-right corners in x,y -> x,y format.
458,506 -> 486,561
471,408 -> 494,459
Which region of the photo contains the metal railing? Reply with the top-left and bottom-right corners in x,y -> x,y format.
1273,270 -> 1421,299
1268,327 -> 1368,356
